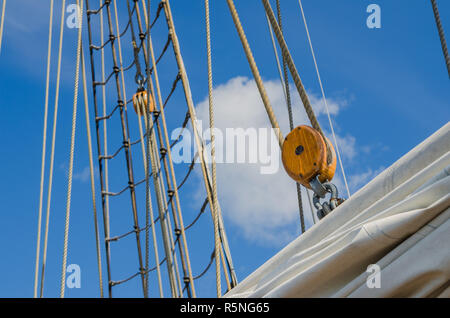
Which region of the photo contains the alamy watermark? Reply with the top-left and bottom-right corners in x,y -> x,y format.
66,264 -> 81,289
66,4 -> 82,29
366,4 -> 381,29
366,264 -> 381,289
170,120 -> 280,175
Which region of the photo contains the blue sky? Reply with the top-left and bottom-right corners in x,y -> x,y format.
0,0 -> 448,298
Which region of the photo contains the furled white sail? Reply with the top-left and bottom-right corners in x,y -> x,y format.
226,123 -> 450,298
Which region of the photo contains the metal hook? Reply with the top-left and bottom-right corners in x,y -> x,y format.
311,177 -> 342,220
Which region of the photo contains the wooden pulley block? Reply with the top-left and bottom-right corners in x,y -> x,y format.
282,125 -> 337,189
132,90 -> 154,116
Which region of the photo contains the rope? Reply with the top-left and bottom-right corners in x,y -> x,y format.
81,47 -> 104,298
202,162 -> 237,287
105,0 -> 148,296
129,0 -> 181,297
146,101 -> 181,296
430,0 -> 450,77
153,34 -> 172,68
193,250 -> 215,280
179,196 -> 232,292
177,154 -> 198,191
265,10 -> 305,234
60,0 -> 83,297
132,0 -> 182,297
219,240 -> 231,291
138,1 -> 186,298
85,0 -> 114,297
148,114 -> 180,297
276,0 -> 293,131
169,112 -> 190,149
262,0 -> 332,165
102,2 -> 110,280
39,0 -> 66,298
205,0 -> 221,297
0,0 -> 6,54
141,20 -> 185,303
34,0 -> 54,298
265,13 -> 287,104
144,0 -> 198,297
87,1 -> 107,15
306,189 -> 317,224
297,0 -> 351,198
112,0 -> 164,297
275,0 -> 306,233
185,198 -> 208,230
144,105 -> 152,298
111,272 -> 140,287
226,0 -> 283,148
163,73 -> 181,109
164,0 -> 240,293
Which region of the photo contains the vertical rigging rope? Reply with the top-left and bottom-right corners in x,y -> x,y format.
225,0 -> 283,148
275,0 -> 305,234
163,0 -> 241,294
135,0 -> 185,296
126,0 -> 179,297
430,0 -> 450,77
265,14 -> 287,104
143,0 -> 199,297
60,0 -> 84,298
262,0 -> 333,165
103,0 -> 148,296
39,0 -> 66,298
81,47 -> 104,298
83,0 -> 115,298
297,0 -> 351,198
114,0 -> 149,297
99,1 -> 112,295
112,0 -> 164,297
204,0 -> 222,298
0,0 -> 6,54
275,0 -> 293,131
34,0 -> 54,298
265,11 -> 307,233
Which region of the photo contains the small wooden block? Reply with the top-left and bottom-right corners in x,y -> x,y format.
282,125 -> 336,188
133,91 -> 155,115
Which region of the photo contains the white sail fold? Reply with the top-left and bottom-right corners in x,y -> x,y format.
226,123 -> 450,298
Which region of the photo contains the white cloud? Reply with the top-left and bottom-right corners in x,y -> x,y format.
328,133 -> 357,162
308,93 -> 342,116
193,76 -> 361,246
73,166 -> 91,183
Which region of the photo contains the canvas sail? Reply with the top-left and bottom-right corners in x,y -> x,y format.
225,123 -> 450,298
